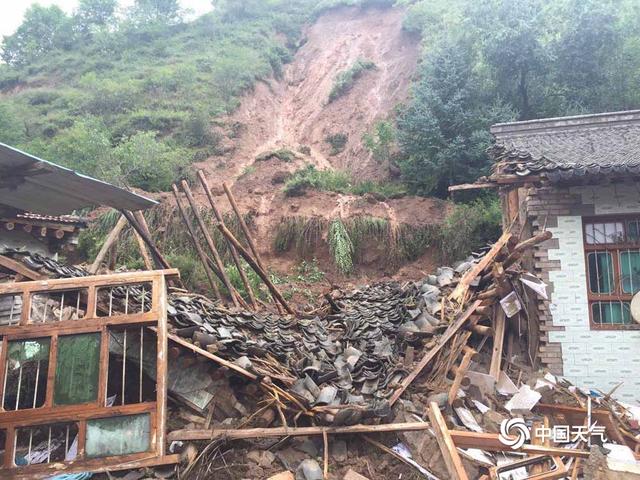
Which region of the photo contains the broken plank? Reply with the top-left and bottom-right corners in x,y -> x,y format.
449,431 -> 590,458
168,421 -> 433,442
449,232 -> 512,303
489,308 -> 505,380
389,300 -> 482,406
0,254 -> 46,280
427,402 -> 469,480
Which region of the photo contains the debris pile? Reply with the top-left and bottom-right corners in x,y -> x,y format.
4,225 -> 640,479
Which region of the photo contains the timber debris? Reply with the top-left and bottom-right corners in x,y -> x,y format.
2,176 -> 640,479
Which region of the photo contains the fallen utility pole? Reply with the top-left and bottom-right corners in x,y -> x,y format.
180,180 -> 242,309
197,171 -> 258,310
216,221 -> 294,315
171,185 -> 222,300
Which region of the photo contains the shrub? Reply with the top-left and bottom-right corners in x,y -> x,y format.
328,218 -> 354,275
325,133 -> 348,155
255,148 -> 297,163
283,165 -> 351,196
362,120 -> 396,163
438,197 -> 502,263
328,58 -> 376,103
112,131 -> 190,191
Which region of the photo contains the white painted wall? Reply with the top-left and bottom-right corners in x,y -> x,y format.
547,183 -> 640,401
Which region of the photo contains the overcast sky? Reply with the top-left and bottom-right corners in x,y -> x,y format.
0,0 -> 214,38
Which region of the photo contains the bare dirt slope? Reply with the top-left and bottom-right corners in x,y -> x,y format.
205,5 -> 420,181
188,5 -> 450,287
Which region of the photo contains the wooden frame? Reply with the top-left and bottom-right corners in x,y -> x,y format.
0,269 -> 178,478
581,215 -> 640,330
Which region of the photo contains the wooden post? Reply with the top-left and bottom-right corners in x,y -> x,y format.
389,300 -> 482,405
121,210 -> 172,271
222,182 -> 266,271
448,347 -> 476,405
89,215 -> 127,274
133,229 -> 154,270
428,402 -> 469,480
180,180 -> 240,308
490,308 -> 506,380
197,171 -> 258,310
171,185 -> 222,300
216,222 -> 294,315
156,273 -> 169,456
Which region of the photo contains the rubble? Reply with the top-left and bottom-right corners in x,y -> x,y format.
4,222 -> 640,479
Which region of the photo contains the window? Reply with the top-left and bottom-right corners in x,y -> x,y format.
584,216 -> 640,328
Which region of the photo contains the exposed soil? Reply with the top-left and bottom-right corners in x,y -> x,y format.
185,5 -> 449,288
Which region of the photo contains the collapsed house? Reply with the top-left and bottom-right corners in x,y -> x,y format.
4,125 -> 640,480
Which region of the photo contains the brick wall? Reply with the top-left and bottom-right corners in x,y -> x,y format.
527,181 -> 640,401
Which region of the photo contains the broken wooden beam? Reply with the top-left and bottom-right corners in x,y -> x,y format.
489,308 -> 505,380
216,222 -> 294,315
198,170 -> 258,310
389,300 -> 482,406
450,431 -> 589,458
171,185 -> 222,300
168,421 -> 434,442
89,214 -> 127,274
428,402 -> 469,480
180,180 -> 243,309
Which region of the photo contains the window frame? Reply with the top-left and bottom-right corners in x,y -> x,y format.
583,215 -> 640,330
0,270 -> 177,478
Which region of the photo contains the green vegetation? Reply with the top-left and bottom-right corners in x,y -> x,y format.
0,0 -> 323,190
438,197 -> 502,262
395,0 -> 640,197
273,214 -> 441,274
362,120 -> 396,163
325,133 -> 348,155
255,148 -> 297,163
283,164 -> 405,198
293,259 -> 326,283
327,58 -> 376,103
328,219 -> 355,274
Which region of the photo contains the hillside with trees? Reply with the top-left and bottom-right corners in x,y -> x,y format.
1,0 -> 639,288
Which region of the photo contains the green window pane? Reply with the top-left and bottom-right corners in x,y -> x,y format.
588,252 -> 614,294
86,413 -> 150,458
621,250 -> 640,294
592,302 -> 632,325
54,333 -> 101,405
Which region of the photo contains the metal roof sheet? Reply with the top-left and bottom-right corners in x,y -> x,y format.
0,142 -> 157,215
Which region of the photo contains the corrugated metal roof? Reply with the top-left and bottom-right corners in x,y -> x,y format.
0,142 -> 157,215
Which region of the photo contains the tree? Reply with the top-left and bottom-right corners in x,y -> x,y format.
396,40 -> 514,196
550,0 -> 622,113
75,0 -> 118,33
130,0 -> 182,25
469,0 -> 549,120
1,5 -> 73,65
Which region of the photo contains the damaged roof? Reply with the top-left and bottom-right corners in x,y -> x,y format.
488,109 -> 640,182
0,142 -> 156,215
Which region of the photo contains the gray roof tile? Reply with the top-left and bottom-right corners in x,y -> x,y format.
488,110 -> 640,181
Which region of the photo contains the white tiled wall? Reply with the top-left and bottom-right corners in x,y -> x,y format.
547,183 -> 640,402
